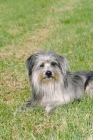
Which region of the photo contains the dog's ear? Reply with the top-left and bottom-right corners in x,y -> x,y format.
26,54 -> 36,78
58,55 -> 68,75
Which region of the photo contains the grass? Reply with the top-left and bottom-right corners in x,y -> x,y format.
0,0 -> 93,139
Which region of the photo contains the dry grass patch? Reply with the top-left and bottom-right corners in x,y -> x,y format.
0,25 -> 54,62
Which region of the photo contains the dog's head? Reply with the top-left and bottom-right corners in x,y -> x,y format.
26,51 -> 68,85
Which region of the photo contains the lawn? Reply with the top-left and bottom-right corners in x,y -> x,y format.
0,0 -> 93,139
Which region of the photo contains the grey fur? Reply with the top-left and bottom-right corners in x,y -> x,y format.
25,51 -> 93,113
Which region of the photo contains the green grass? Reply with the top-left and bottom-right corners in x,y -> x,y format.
0,0 -> 93,139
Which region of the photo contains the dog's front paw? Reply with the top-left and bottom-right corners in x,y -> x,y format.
45,104 -> 55,114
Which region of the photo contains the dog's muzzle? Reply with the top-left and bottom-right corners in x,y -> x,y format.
45,71 -> 52,78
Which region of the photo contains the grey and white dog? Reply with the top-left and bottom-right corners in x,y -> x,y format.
25,51 -> 93,113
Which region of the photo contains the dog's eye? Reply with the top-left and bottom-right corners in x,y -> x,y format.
40,63 -> 44,67
51,62 -> 57,67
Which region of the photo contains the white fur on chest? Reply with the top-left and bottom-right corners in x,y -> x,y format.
39,82 -> 71,107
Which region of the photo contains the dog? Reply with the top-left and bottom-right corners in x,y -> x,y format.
25,51 -> 93,113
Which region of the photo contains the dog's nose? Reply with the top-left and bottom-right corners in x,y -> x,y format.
46,71 -> 52,78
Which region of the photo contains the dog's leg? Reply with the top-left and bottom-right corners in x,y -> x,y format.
45,104 -> 55,114
85,77 -> 93,97
14,99 -> 36,115
19,98 -> 38,112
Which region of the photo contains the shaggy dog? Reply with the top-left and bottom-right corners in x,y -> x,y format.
25,51 -> 93,113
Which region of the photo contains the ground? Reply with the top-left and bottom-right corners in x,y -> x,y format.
0,0 -> 93,139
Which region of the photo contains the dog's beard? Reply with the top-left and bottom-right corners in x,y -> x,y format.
35,79 -> 63,106
32,69 -> 64,92
31,70 -> 69,107
32,71 -> 60,94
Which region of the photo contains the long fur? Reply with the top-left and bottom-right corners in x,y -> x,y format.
25,51 -> 93,113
